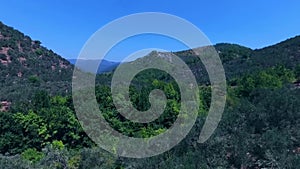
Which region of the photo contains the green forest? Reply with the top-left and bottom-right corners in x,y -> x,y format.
1,22 -> 300,168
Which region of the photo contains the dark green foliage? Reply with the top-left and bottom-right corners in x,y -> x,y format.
21,148 -> 44,164
28,75 -> 40,84
0,54 -> 6,60
296,64 -> 300,81
0,154 -> 32,169
95,69 -> 181,138
0,112 -> 24,154
0,91 -> 94,155
236,65 -> 295,96
33,90 -> 50,108
1,21 -> 300,168
215,43 -> 253,62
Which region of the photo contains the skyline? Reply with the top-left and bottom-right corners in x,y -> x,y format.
1,0 -> 300,61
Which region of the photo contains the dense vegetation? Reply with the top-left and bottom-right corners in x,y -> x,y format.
1,21 -> 300,168
0,21 -> 73,104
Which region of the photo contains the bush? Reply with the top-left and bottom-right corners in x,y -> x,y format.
21,148 -> 44,164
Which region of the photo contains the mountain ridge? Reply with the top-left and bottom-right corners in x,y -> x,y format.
1,20 -> 300,104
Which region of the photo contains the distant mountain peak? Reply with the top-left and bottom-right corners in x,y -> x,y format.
68,59 -> 120,73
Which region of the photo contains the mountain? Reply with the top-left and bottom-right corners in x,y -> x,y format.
68,59 -> 119,73
141,36 -> 300,84
1,19 -> 300,105
0,21 -> 74,104
220,36 -> 300,79
1,21 -> 300,168
96,36 -> 300,86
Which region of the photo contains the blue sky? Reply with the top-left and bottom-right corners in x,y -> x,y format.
0,0 -> 300,61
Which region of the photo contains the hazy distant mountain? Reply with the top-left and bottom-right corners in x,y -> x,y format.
68,59 -> 119,73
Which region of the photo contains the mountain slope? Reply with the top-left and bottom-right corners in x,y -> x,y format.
1,21 -> 300,168
0,21 -> 73,104
158,37 -> 300,83
2,20 -> 300,104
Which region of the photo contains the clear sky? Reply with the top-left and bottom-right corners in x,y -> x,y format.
0,0 -> 300,61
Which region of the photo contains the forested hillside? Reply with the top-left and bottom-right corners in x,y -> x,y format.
1,22 -> 300,168
0,21 -> 73,105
